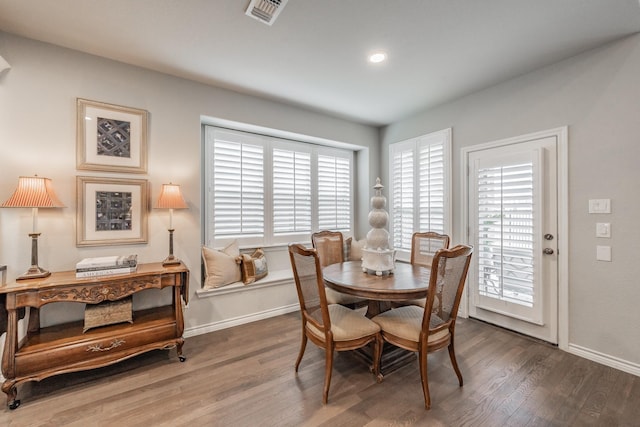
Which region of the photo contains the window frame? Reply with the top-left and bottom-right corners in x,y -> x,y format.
388,128 -> 452,259
204,125 -> 354,248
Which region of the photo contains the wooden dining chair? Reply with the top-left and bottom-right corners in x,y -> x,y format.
311,230 -> 367,306
288,243 -> 383,404
411,231 -> 450,267
372,244 -> 473,409
397,232 -> 451,312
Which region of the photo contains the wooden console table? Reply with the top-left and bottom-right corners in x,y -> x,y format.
0,262 -> 189,410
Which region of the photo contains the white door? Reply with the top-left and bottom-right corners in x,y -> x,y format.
467,134 -> 558,344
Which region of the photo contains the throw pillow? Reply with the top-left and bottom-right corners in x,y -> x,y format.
240,248 -> 269,284
347,238 -> 366,261
202,240 -> 242,289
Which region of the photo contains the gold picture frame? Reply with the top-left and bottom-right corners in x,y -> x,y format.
77,98 -> 148,173
77,176 -> 149,247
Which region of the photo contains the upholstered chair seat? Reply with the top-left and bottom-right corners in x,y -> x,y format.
370,305 -> 449,343
306,304 -> 381,342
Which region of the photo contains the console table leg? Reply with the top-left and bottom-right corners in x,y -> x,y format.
2,381 -> 19,410
177,338 -> 186,362
27,307 -> 40,334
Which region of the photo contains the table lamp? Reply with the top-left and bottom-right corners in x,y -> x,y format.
155,183 -> 188,266
1,176 -> 65,280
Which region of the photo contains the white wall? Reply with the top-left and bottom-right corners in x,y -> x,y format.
381,34 -> 640,372
0,32 -> 378,333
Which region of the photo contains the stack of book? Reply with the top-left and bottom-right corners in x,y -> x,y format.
75,255 -> 138,278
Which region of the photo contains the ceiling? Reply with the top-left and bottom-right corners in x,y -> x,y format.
1,0 -> 639,127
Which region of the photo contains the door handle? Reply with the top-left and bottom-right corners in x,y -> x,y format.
543,248 -> 554,255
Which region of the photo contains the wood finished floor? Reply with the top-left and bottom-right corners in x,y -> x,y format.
1,313 -> 639,427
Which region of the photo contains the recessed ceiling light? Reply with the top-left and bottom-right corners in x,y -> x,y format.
368,52 -> 387,64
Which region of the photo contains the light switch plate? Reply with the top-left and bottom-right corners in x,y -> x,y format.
596,245 -> 612,262
589,199 -> 611,214
596,223 -> 611,238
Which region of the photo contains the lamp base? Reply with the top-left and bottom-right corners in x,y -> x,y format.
17,265 -> 51,281
162,228 -> 181,266
17,232 -> 51,280
162,255 -> 182,266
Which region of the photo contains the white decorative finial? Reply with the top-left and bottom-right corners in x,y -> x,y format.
362,178 -> 395,276
374,177 -> 383,190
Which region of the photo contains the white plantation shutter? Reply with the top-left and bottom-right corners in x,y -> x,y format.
391,146 -> 414,249
211,131 -> 264,242
389,129 -> 451,251
318,153 -> 351,231
418,141 -> 445,233
273,148 -> 311,234
477,161 -> 535,307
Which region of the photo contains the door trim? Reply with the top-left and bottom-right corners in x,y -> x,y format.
459,126 -> 568,350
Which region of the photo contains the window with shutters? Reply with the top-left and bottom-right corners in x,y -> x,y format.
389,128 -> 451,252
204,126 -> 353,247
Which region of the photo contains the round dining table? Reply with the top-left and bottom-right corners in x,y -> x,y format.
322,260 -> 431,317
323,260 -> 432,374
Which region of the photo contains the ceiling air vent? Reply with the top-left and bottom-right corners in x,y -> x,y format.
245,0 -> 289,25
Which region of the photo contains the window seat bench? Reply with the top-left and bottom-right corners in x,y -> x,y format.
188,246 -> 298,336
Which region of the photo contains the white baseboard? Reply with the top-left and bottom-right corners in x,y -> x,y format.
184,303 -> 300,338
568,343 -> 640,377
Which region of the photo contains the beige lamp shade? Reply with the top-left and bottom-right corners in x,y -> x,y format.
1,176 -> 64,280
2,176 -> 65,208
155,183 -> 188,209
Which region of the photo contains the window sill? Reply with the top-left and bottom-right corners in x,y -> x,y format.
196,269 -> 294,298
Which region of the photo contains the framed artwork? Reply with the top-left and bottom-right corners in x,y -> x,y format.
77,98 -> 148,173
77,176 -> 149,247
